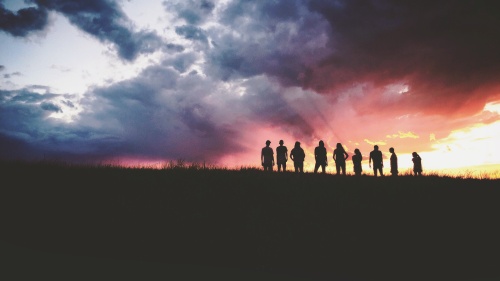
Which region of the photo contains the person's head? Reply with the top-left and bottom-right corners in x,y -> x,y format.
336,143 -> 342,149
266,140 -> 271,146
412,152 -> 418,157
389,147 -> 394,153
319,140 -> 324,147
354,148 -> 360,155
295,141 -> 300,148
374,145 -> 379,150
279,140 -> 284,145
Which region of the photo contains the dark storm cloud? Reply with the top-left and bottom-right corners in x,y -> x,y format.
162,52 -> 198,73
0,88 -> 77,160
164,0 -> 340,140
0,86 -> 161,162
171,0 -> 499,118
27,0 -> 167,60
163,0 -> 215,25
40,102 -> 62,112
235,76 -> 317,141
0,2 -> 48,36
75,63 -> 250,161
203,0 -> 332,85
302,0 -> 500,115
0,57 -> 320,163
175,25 -> 209,45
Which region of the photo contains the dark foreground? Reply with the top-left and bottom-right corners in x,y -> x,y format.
1,162 -> 499,281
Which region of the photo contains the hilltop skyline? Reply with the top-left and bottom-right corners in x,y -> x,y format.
1,0 -> 499,176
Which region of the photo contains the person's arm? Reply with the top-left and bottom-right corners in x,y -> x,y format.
261,150 -> 264,165
344,152 -> 349,160
369,153 -> 372,167
333,150 -> 337,162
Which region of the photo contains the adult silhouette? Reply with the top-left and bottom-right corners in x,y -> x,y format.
261,140 -> 274,171
412,152 -> 423,176
389,147 -> 398,176
276,140 -> 288,172
290,141 -> 305,173
314,140 -> 327,174
333,143 -> 349,175
369,145 -> 384,177
352,148 -> 363,176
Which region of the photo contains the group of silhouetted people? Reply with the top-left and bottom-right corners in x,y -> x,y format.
261,140 -> 306,173
261,140 -> 423,176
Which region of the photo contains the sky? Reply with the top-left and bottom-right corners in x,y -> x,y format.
1,0 -> 499,177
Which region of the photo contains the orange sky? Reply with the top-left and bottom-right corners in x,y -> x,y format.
218,100 -> 500,178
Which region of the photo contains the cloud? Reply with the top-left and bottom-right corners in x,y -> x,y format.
0,88 -> 72,160
386,131 -> 419,139
202,0 -> 332,84
302,0 -> 500,117
23,0 -> 169,61
175,25 -> 209,45
364,139 -> 387,146
0,3 -> 48,36
163,0 -> 215,25
3,71 -> 22,79
41,102 -> 62,112
0,58 -> 327,164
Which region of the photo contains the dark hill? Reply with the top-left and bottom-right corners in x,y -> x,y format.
1,161 -> 499,281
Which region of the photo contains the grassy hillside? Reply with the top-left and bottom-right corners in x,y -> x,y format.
1,161 -> 499,281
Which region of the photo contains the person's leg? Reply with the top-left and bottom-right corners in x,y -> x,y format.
373,167 -> 378,177
335,163 -> 340,175
314,163 -> 319,173
321,164 -> 326,173
283,163 -> 286,172
341,163 -> 346,175
299,163 -> 304,173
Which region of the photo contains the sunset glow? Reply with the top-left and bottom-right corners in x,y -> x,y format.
1,1 -> 499,178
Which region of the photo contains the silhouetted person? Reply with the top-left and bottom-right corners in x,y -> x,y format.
276,140 -> 288,172
333,142 -> 349,175
352,148 -> 363,176
412,152 -> 422,176
314,140 -> 327,173
369,145 -> 384,177
290,141 -> 305,173
261,140 -> 274,171
389,147 -> 398,176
